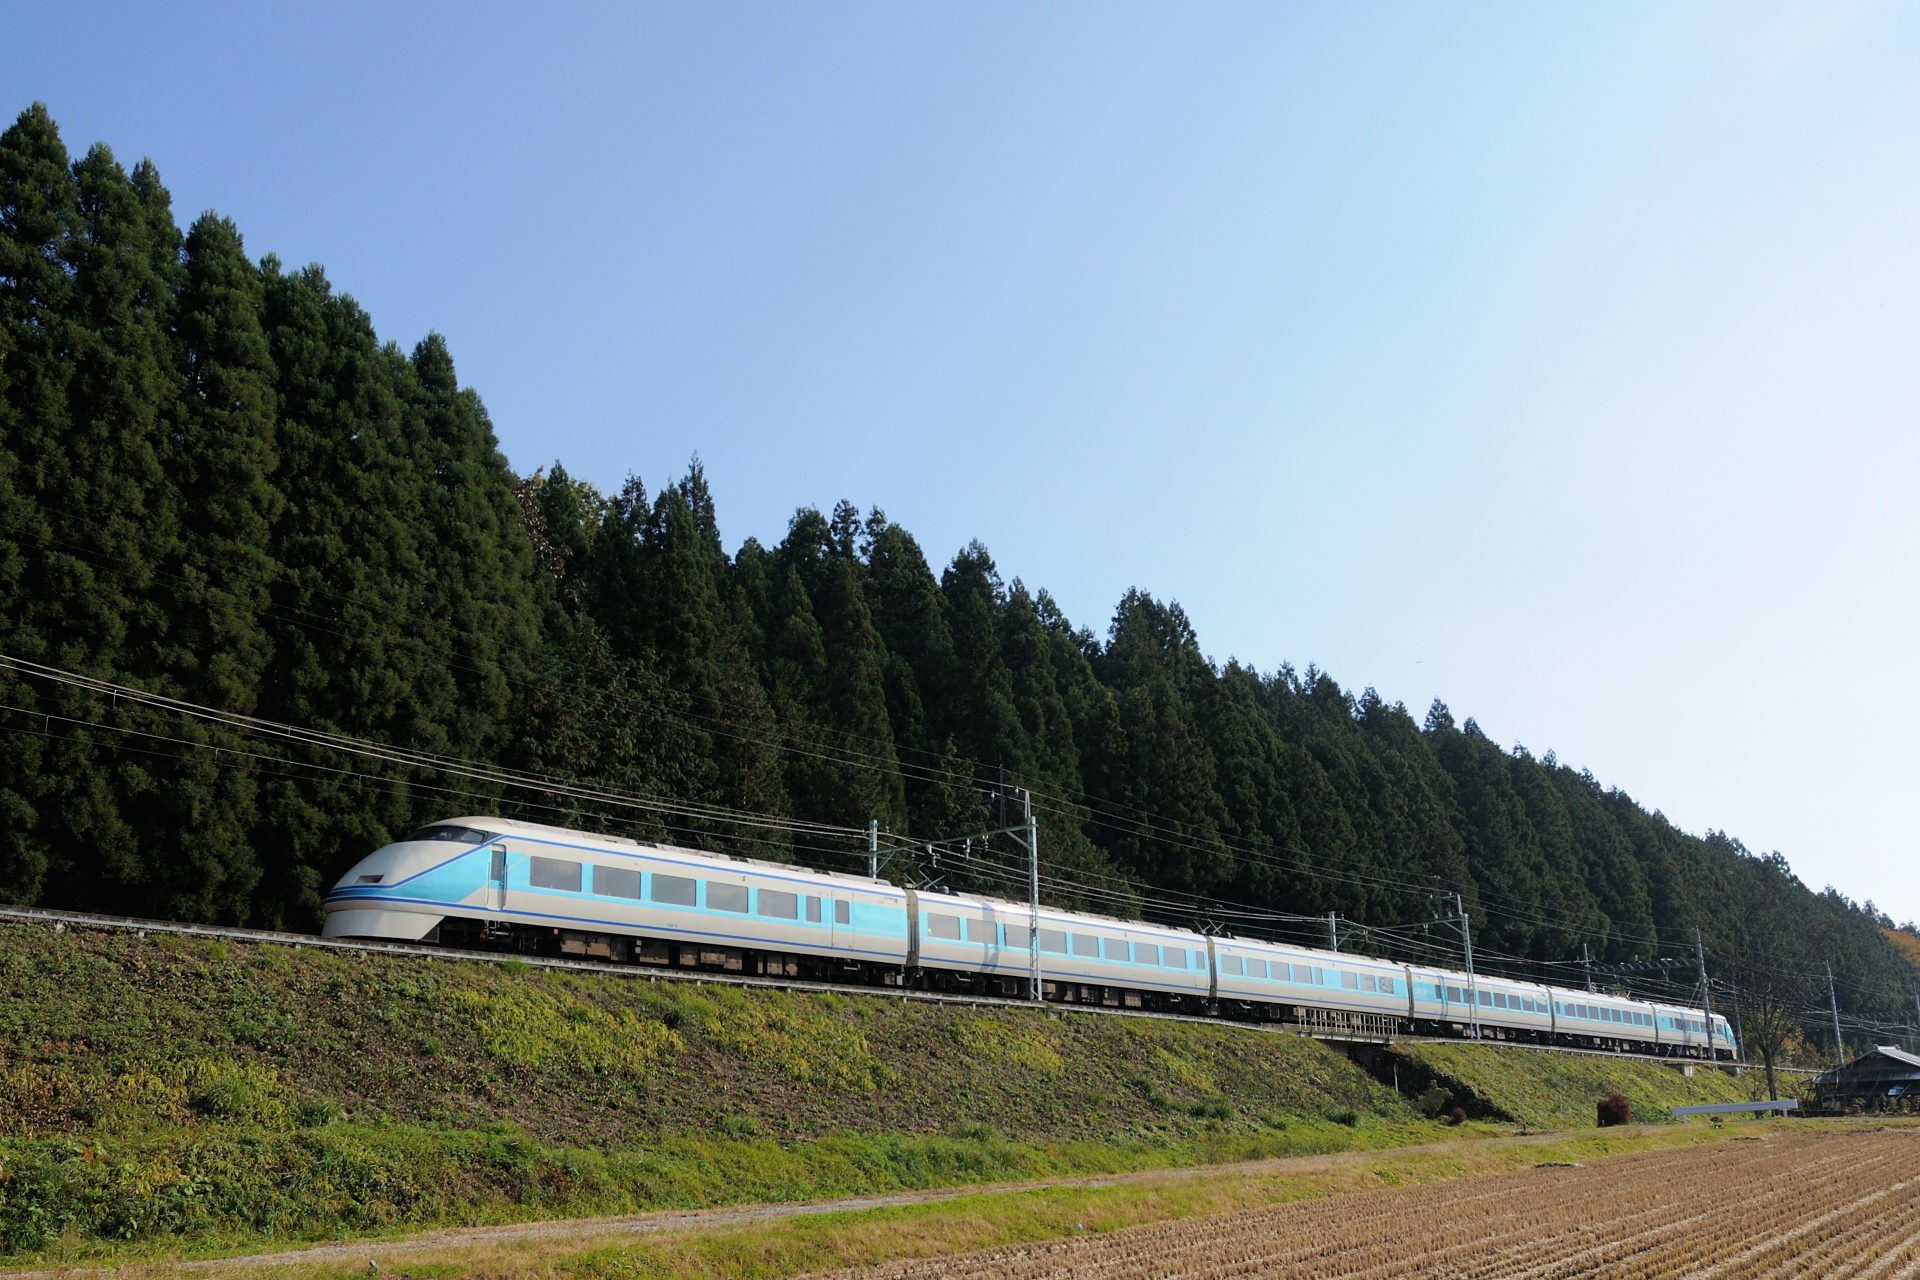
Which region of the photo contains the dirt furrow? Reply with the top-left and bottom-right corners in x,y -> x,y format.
820,1130 -> 1920,1280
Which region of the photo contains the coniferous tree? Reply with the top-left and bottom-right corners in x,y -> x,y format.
1086,591 -> 1230,897
136,211 -> 282,921
0,104 -> 85,903
0,113 -> 183,910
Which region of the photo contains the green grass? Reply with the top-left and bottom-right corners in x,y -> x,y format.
0,1115 -> 1461,1262
0,917 -> 1802,1265
1388,1041 -> 1769,1128
0,920 -> 1419,1261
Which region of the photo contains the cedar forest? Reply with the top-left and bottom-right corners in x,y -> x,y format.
2,105 -> 1914,1053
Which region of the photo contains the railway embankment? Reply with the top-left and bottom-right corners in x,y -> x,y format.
1375,1042 -> 1774,1127
0,917 -> 1785,1263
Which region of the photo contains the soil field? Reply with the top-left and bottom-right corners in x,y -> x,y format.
825,1126 -> 1920,1279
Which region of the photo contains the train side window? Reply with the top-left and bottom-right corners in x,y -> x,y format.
1220,955 -> 1243,976
806,896 -> 823,923
759,889 -> 799,919
707,882 -> 748,913
967,917 -> 998,944
927,913 -> 961,940
651,874 -> 696,906
1039,929 -> 1068,954
1360,974 -> 1377,992
1380,976 -> 1396,996
592,865 -> 641,899
1102,936 -> 1129,960
1478,990 -> 1493,1007
1071,933 -> 1098,957
413,825 -> 494,843
529,857 -> 582,892
1136,943 -> 1160,966
834,899 -> 851,925
1340,971 -> 1359,990
1165,948 -> 1187,969
1248,959 -> 1268,979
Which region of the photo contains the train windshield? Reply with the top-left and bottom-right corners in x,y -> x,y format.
409,825 -> 496,844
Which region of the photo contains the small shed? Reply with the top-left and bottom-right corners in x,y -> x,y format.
1809,1045 -> 1920,1114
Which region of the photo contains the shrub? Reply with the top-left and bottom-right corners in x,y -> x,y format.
1597,1093 -> 1631,1127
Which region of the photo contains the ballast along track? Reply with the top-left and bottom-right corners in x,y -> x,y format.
0,902 -> 1742,1069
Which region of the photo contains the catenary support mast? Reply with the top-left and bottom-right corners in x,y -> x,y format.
1694,929 -> 1716,1060
1827,962 -> 1845,1064
1024,790 -> 1039,1002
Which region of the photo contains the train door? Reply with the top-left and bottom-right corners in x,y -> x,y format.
489,842 -> 507,912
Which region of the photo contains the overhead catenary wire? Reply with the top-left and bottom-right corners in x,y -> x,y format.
0,653 -> 869,844
1,648 -> 1905,1019
26,510 -> 1884,1011
0,687 -> 1873,1023
3,511 -> 1759,957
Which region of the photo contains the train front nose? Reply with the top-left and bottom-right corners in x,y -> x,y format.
321,841 -> 454,941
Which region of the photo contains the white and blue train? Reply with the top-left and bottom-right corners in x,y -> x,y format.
324,816 -> 1737,1059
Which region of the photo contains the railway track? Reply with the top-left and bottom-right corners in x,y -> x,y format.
0,902 -> 1784,1072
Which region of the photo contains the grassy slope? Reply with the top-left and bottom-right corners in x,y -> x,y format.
1388,1041 -> 1770,1127
0,918 -> 1794,1262
0,920 -> 1412,1259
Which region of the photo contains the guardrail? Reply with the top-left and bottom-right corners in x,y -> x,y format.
1673,1100 -> 1800,1118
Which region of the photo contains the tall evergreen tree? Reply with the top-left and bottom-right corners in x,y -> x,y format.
765,504 -> 903,830
0,103 -> 83,903
124,211 -> 284,922
1086,591 -> 1230,897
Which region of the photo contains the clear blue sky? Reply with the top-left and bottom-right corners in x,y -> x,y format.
7,1 -> 1918,924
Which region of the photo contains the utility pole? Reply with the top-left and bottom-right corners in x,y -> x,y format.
1693,929 -> 1716,1060
1582,943 -> 1596,993
1456,893 -> 1479,1041
1024,790 -> 1040,1003
1913,986 -> 1920,1055
1327,912 -> 1339,953
867,819 -> 878,881
1826,962 -> 1845,1065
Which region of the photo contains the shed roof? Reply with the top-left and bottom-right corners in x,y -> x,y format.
1811,1045 -> 1920,1088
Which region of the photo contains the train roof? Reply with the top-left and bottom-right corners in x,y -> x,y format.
432,815 -> 900,887
432,816 -> 1732,1024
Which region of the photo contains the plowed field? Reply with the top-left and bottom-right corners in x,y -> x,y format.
822,1127 -> 1920,1279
